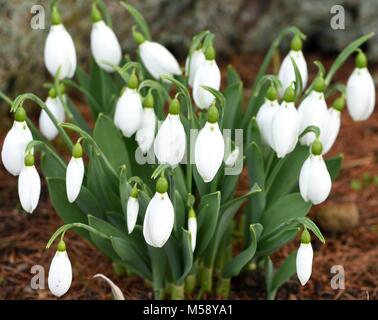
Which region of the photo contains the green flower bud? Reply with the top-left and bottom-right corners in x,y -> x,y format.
51,6 -> 61,26
91,3 -> 103,23
57,240 -> 66,252
266,85 -> 278,101
169,98 -> 180,115
207,105 -> 219,123
332,96 -> 345,112
14,107 -> 26,122
143,92 -> 154,108
355,51 -> 367,69
48,87 -> 57,98
188,207 -> 196,218
72,142 -> 83,158
24,153 -> 35,167
291,35 -> 303,51
156,177 -> 168,194
301,229 -> 311,244
127,73 -> 139,89
311,138 -> 323,156
132,27 -> 145,45
313,76 -> 325,93
205,45 -> 216,61
130,186 -> 139,198
283,86 -> 295,103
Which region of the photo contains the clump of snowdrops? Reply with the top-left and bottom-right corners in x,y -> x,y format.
0,1 -> 375,299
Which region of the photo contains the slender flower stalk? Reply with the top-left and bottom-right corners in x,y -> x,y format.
48,240 -> 72,298
143,177 -> 174,248
66,142 -> 84,203
1,107 -> 33,176
18,153 -> 41,213
296,229 -> 313,286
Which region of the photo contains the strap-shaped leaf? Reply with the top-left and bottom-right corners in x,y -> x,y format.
148,246 -> 166,299
223,81 -> 243,129
270,250 -> 297,295
120,2 -> 151,40
325,154 -> 343,181
222,223 -> 262,278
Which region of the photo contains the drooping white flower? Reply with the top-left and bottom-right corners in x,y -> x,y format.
297,78 -> 328,146
320,97 -> 344,154
296,229 -> 313,286
192,45 -> 221,110
346,51 -> 375,121
1,108 -> 33,176
278,35 -> 308,96
66,143 -> 84,203
135,101 -> 156,154
48,241 -> 72,298
18,154 -> 41,214
256,86 -> 279,147
90,5 -> 122,72
44,6 -> 76,79
185,49 -> 206,87
188,208 -> 197,252
127,188 -> 139,234
224,146 -> 240,168
143,177 -> 174,248
154,99 -> 186,167
270,87 -> 299,158
133,28 -> 181,80
299,140 -> 332,205
195,106 -> 224,182
39,91 -> 66,141
114,74 -> 143,138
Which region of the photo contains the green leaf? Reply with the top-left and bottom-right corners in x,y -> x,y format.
148,246 -> 166,299
291,57 -> 303,99
120,2 -> 151,40
325,154 -> 343,181
222,223 -> 262,277
270,250 -> 297,294
195,191 -> 221,257
258,227 -> 299,256
223,81 -> 243,129
66,98 -> 91,133
40,152 -> 66,178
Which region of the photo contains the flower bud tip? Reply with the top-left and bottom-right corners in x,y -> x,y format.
169,98 -> 180,115
156,176 -> 168,194
72,142 -> 83,158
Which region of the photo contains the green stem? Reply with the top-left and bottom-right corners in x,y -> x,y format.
25,140 -> 66,169
216,277 -> 231,298
185,274 -> 197,295
200,267 -> 213,293
171,283 -> 185,300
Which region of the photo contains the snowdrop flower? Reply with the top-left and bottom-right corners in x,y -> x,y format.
39,88 -> 66,141
320,97 -> 345,154
114,73 -> 143,137
271,86 -> 299,158
136,92 -> 157,154
18,154 -> 41,213
298,76 -> 328,146
48,240 -> 72,298
90,4 -> 122,72
127,187 -> 139,234
133,27 -> 181,80
346,51 -> 375,121
143,177 -> 174,248
299,139 -> 332,205
185,49 -> 206,87
44,6 -> 77,79
1,107 -> 33,176
296,229 -> 313,286
154,98 -> 186,167
66,142 -> 84,203
188,208 -> 197,252
225,146 -> 240,168
195,105 -> 225,182
278,35 -> 308,96
256,85 -> 279,147
193,45 -> 221,110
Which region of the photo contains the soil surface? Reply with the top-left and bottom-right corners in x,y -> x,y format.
0,53 -> 377,300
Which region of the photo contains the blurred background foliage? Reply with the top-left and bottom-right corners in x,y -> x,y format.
0,0 -> 377,98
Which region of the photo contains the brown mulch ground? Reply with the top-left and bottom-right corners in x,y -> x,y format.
0,53 -> 377,300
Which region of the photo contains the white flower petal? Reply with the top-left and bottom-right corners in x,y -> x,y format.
91,21 -> 122,72
48,250 -> 72,298
224,147 -> 240,168
193,60 -> 221,110
256,99 -> 279,146
154,114 -> 186,167
39,96 -> 66,140
139,41 -> 181,80
136,108 -> 156,154
114,88 -> 143,137
127,197 -> 139,234
188,217 -> 197,252
1,121 -> 33,176
143,192 -> 174,248
320,108 -> 341,154
347,68 -> 376,121
44,25 -> 77,79
296,243 -> 313,286
18,165 -> 41,213
195,122 -> 224,182
66,157 -> 84,203
185,50 -> 206,87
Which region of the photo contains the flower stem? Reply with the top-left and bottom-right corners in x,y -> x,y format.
185,273 -> 197,295
200,267 -> 213,293
216,277 -> 231,298
171,283 -> 185,300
